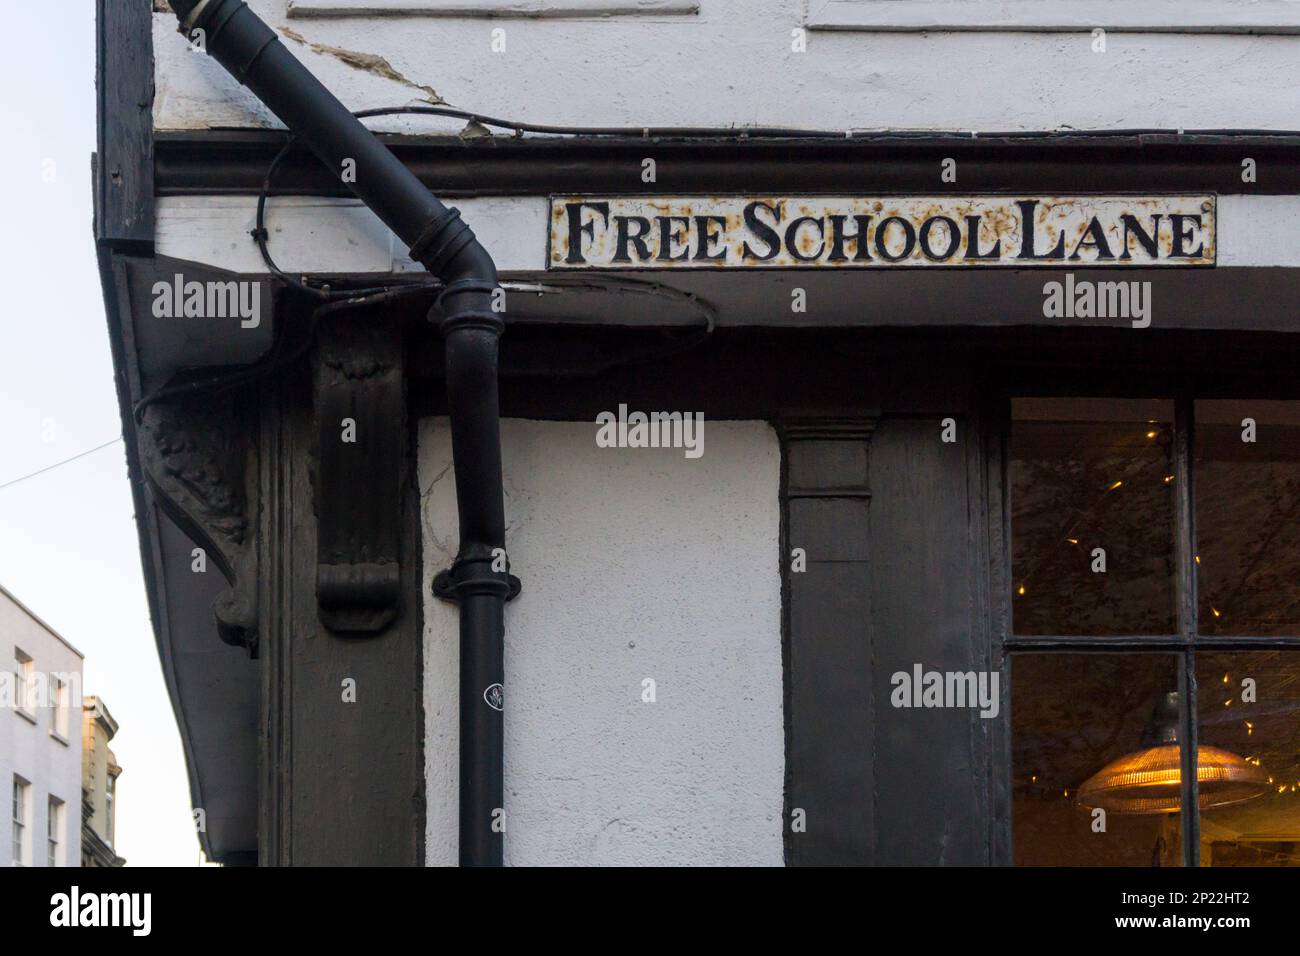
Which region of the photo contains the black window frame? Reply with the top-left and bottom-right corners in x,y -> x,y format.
995,381 -> 1300,867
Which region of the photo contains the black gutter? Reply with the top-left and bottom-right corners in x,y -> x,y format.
153,130 -> 1300,198
165,0 -> 509,866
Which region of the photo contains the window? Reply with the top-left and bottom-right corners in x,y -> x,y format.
1010,399 -> 1175,636
1009,398 -> 1300,867
106,775 -> 116,846
13,648 -> 33,716
11,777 -> 28,866
47,797 -> 62,867
48,676 -> 68,738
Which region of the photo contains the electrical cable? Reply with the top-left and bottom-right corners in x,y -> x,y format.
0,439 -> 124,491
253,130 -> 442,301
351,106 -> 855,139
247,106 -> 718,346
347,110 -> 1300,142
135,106 -> 723,419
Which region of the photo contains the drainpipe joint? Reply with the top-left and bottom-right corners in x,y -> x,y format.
432,543 -> 520,603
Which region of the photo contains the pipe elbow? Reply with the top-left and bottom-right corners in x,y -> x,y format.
432,236 -> 502,337
444,237 -> 499,290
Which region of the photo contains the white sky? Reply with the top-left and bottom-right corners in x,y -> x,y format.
0,3 -> 203,866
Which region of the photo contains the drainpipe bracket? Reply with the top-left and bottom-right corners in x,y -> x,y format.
432,562 -> 521,604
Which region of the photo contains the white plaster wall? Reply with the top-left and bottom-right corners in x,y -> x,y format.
421,419 -> 784,865
0,590 -> 83,866
156,194 -> 1300,274
155,195 -> 550,274
154,1 -> 1300,133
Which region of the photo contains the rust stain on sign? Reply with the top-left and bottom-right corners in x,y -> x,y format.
548,196 -> 1216,269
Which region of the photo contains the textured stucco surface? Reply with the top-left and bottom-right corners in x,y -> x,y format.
154,1 -> 1300,132
421,418 -> 784,865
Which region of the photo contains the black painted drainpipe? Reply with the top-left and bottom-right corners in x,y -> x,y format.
166,0 -> 511,866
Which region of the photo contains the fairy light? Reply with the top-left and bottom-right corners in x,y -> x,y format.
1020,426 -> 1245,630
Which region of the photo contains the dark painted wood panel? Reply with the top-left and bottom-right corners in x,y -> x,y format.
155,130 -> 1300,197
788,560 -> 873,864
786,438 -> 871,493
239,267 -> 1300,335
500,268 -> 1300,334
258,359 -> 424,866
95,0 -> 154,249
783,421 -> 875,865
866,417 -> 992,864
788,499 -> 871,562
783,407 -> 996,866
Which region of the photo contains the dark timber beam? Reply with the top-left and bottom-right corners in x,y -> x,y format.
95,0 -> 154,252
258,317 -> 424,866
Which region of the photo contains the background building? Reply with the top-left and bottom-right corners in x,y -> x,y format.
96,0 -> 1300,865
2,584 -> 83,867
81,697 -> 125,867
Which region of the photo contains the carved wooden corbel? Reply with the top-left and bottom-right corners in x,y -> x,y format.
137,394 -> 260,656
312,316 -> 405,634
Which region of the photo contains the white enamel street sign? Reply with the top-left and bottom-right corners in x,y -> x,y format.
548,196 -> 1216,269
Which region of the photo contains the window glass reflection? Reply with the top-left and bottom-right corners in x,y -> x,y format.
1196,651 -> 1300,866
1195,401 -> 1300,636
1013,653 -> 1183,866
1011,399 -> 1177,635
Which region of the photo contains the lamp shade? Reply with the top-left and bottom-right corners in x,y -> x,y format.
1077,743 -> 1270,814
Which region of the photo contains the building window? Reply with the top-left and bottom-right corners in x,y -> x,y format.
1009,398 -> 1300,867
49,676 -> 68,738
11,777 -> 28,866
106,775 -> 116,847
47,797 -> 62,867
13,648 -> 33,716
